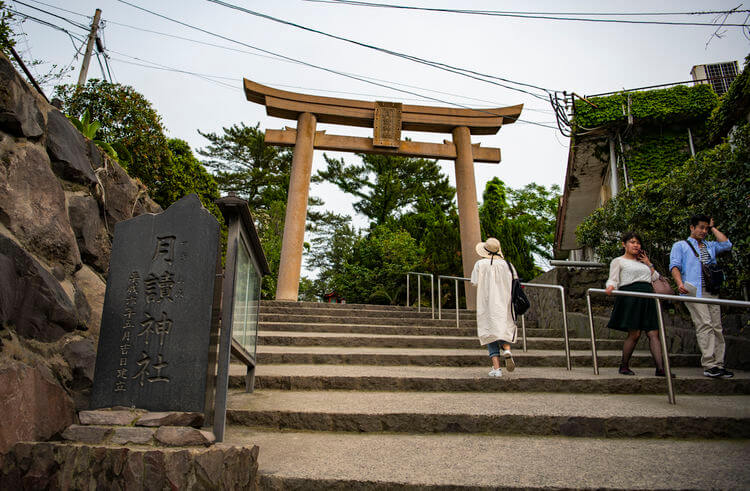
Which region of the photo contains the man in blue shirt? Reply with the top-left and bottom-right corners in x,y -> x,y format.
670,215 -> 733,378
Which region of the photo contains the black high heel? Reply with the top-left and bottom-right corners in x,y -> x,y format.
619,365 -> 635,375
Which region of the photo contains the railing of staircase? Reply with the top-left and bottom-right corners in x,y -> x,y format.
586,288 -> 750,405
521,283 -> 571,371
437,275 -> 470,329
436,276 -> 571,370
549,260 -> 606,268
406,272 -> 434,319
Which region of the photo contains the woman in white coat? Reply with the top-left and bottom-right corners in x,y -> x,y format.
470,237 -> 518,377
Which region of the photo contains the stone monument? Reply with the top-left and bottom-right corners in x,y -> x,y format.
90,194 -> 220,412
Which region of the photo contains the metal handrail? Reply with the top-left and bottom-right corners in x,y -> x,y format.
406,272 -> 434,319
521,283 -> 571,371
437,275 -> 471,328
550,260 -> 606,268
586,288 -> 750,405
436,276 -> 571,370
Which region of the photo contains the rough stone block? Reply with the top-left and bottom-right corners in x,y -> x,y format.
79,409 -> 143,426
136,411 -> 204,428
0,141 -> 82,274
0,53 -> 44,138
61,424 -> 111,444
154,426 -> 215,447
0,361 -> 75,454
46,109 -> 97,186
111,426 -> 155,445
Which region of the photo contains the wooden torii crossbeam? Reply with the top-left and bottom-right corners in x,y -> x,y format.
244,78 -> 523,307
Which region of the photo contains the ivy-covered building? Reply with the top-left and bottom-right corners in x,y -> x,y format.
554,83 -> 721,260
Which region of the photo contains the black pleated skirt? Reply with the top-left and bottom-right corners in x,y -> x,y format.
607,281 -> 659,332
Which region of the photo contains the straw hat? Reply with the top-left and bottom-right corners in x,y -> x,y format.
475,237 -> 503,259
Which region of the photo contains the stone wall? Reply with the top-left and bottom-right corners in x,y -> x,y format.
0,52 -> 161,454
525,268 -> 750,369
0,442 -> 259,490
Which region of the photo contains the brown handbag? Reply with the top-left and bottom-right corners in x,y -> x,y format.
652,275 -> 674,295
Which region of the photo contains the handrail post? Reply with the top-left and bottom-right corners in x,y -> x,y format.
438,277 -> 442,320
655,298 -> 676,404
586,291 -> 599,375
431,275 -> 435,319
559,286 -> 571,371
417,275 -> 421,313
455,279 -> 460,329
521,315 -> 527,352
406,274 -> 410,307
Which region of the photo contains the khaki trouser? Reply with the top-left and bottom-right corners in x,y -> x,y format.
685,293 -> 725,369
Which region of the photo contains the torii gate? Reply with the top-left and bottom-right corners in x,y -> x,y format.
244,79 -> 522,309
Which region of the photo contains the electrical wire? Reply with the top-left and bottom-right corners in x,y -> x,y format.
11,0 -> 90,30
6,7 -> 87,42
100,14 -> 554,113
305,0 -> 750,27
114,0 -> 553,128
207,0 -> 555,100
20,0 -> 91,19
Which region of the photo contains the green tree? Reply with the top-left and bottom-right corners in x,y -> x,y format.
197,123 -> 293,209
55,80 -> 174,205
1,2 -> 14,54
166,138 -> 222,219
506,182 -> 561,260
576,122 -> 750,298
329,225 -> 422,304
479,178 -> 540,280
314,152 -> 454,226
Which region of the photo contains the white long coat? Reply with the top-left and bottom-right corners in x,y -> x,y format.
470,258 -> 517,346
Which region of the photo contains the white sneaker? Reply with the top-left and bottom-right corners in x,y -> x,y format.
502,350 -> 515,372
488,368 -> 502,377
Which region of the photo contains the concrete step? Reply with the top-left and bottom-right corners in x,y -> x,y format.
224,428 -> 750,490
259,321 -> 569,338
255,346 -> 701,368
257,331 -> 622,350
230,365 -> 750,395
226,390 -> 750,439
261,300 -> 476,314
260,304 -> 477,320
259,312 -> 480,328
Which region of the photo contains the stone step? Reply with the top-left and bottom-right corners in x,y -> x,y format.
259,313 -> 480,328
225,390 -> 750,439
230,365 -> 750,395
259,321 -> 568,338
257,331 -> 623,350
261,300 -> 474,314
223,428 -> 750,490
255,346 -> 701,368
260,304 -> 477,320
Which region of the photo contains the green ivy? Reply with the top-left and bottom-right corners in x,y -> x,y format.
573,84 -> 718,130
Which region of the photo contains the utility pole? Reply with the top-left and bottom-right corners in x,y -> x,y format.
77,8 -> 102,87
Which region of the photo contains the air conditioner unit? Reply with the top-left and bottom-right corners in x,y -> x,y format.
690,61 -> 740,96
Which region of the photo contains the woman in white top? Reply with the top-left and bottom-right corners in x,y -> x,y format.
605,232 -> 671,377
470,238 -> 518,378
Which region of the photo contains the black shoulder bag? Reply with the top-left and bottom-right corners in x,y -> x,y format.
685,240 -> 724,294
505,260 -> 530,319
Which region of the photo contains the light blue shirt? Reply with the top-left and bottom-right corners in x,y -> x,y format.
669,237 -> 732,297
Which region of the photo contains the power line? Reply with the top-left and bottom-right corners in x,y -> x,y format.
11,0 -> 90,30
207,0 -> 555,100
305,0 -> 750,27
20,0 -> 91,19
6,7 -> 87,43
100,13 -> 553,113
114,0 -> 552,128
107,48 -> 558,128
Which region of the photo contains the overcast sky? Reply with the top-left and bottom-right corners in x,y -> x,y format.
8,0 -> 749,272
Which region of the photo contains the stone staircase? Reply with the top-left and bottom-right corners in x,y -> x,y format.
225,301 -> 750,490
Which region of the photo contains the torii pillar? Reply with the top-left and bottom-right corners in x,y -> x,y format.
243,79 -> 522,309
